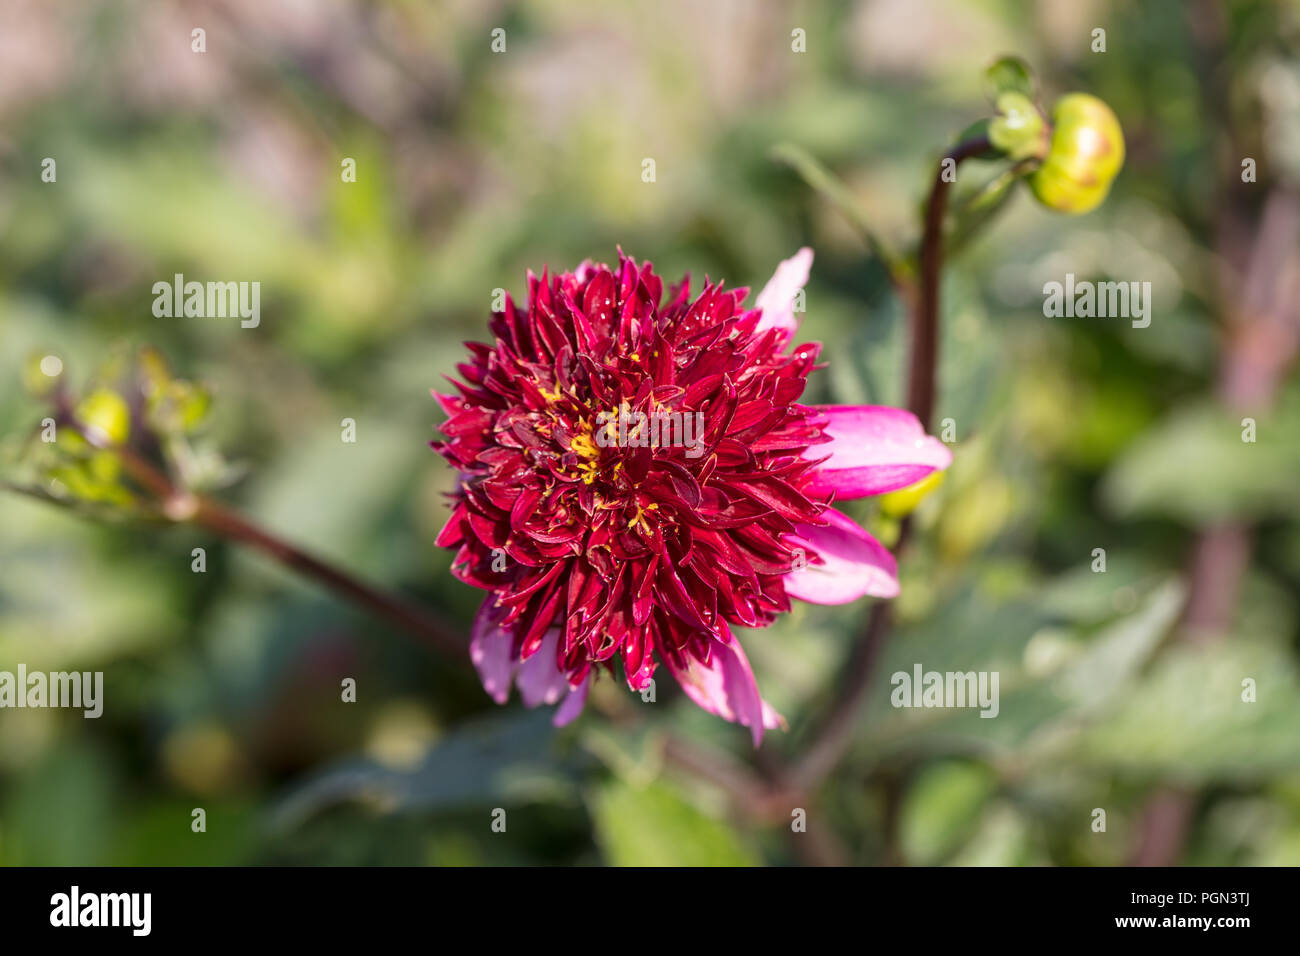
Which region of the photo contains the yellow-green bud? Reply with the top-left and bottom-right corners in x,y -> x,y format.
1029,93 -> 1125,214
989,92 -> 1047,162
75,388 -> 131,446
878,470 -> 945,518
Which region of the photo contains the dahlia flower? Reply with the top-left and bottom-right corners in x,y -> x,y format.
432,249 -> 951,742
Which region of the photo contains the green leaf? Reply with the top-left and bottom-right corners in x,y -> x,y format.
2,745 -> 116,865
988,92 -> 1046,161
900,761 -> 997,864
1101,397 -> 1300,522
1074,640 -> 1300,781
270,710 -> 576,830
949,805 -> 1038,866
854,576 -> 1183,757
591,779 -> 758,867
984,55 -> 1036,101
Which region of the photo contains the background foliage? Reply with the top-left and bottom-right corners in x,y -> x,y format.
2,0 -> 1299,866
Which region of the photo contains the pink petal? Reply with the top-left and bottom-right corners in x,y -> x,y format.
470,599 -> 516,705
761,700 -> 786,733
784,507 -> 899,604
515,626 -> 570,707
753,247 -> 813,338
665,635 -> 782,747
552,673 -> 590,727
803,405 -> 952,500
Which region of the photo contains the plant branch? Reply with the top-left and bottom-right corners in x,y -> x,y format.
64,420 -> 466,658
787,596 -> 895,791
911,135 -> 990,428
191,494 -> 465,657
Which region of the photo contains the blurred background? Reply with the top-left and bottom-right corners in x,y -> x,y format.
3,0 -> 1300,866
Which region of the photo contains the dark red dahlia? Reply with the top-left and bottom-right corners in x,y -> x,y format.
433,249 -> 950,742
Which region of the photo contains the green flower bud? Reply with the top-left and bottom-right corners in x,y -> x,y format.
138,346 -> 173,399
1029,93 -> 1124,214
988,92 -> 1047,162
48,460 -> 133,505
147,380 -> 210,434
879,470 -> 945,518
75,388 -> 132,446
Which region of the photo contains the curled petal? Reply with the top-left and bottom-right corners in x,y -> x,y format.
665,635 -> 783,747
553,673 -> 590,727
516,626 -> 569,707
470,599 -> 516,704
784,507 -> 899,604
753,247 -> 813,338
803,405 -> 952,500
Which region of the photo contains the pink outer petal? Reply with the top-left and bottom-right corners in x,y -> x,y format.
516,627 -> 569,707
784,507 -> 899,604
803,405 -> 952,500
665,635 -> 783,747
470,599 -> 516,705
552,673 -> 590,727
753,247 -> 813,337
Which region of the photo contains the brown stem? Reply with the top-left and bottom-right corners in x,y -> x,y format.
70,422 -> 465,659
789,138 -> 988,797
660,735 -> 775,815
911,136 -> 991,427
1130,788 -> 1196,868
191,496 -> 465,657
788,594 -> 895,791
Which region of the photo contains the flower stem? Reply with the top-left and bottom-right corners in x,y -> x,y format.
790,136 -> 988,794
910,135 -> 990,428
191,495 -> 465,657
69,420 -> 465,658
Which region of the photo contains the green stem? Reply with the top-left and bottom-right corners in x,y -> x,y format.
772,142 -> 915,298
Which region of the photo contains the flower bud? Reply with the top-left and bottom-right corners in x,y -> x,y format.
989,92 -> 1047,162
878,470 -> 945,518
75,388 -> 131,446
1029,93 -> 1124,214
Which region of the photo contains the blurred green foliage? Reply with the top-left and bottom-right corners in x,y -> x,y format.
2,0 -> 1299,866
